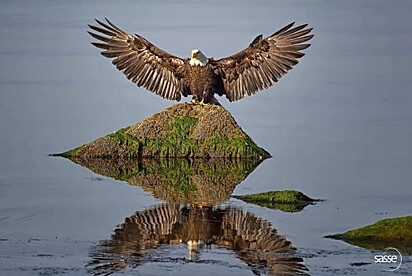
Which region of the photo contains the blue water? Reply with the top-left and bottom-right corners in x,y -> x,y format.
1,1 -> 411,275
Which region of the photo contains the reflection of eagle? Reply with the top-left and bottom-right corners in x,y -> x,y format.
88,19 -> 313,104
89,205 -> 308,275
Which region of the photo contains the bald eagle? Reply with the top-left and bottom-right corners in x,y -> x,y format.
88,19 -> 313,104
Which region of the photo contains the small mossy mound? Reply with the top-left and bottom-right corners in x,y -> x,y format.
57,103 -> 270,159
326,215 -> 412,253
232,190 -> 318,213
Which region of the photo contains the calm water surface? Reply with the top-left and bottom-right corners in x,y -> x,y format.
1,1 -> 411,275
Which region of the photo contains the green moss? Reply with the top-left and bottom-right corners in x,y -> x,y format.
106,116 -> 269,159
234,190 -> 315,203
326,216 -> 412,253
107,127 -> 141,158
142,116 -> 198,158
55,145 -> 84,158
203,131 -> 269,159
233,190 -> 318,213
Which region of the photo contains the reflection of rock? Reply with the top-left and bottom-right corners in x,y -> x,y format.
57,103 -> 270,159
89,205 -> 308,275
68,157 -> 262,205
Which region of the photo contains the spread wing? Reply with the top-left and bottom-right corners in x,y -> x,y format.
88,18 -> 188,101
214,22 -> 313,102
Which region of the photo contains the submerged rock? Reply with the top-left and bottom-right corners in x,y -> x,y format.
58,103 -> 270,159
232,190 -> 319,213
326,215 -> 412,253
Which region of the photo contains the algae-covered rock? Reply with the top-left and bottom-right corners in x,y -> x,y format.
58,103 -> 270,159
326,215 -> 412,253
67,156 -> 262,205
233,190 -> 319,212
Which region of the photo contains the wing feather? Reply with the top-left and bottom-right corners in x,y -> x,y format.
213,23 -> 313,102
88,18 -> 187,101
88,24 -> 114,37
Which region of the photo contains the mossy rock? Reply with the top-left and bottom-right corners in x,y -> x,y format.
58,103 -> 270,159
326,215 -> 412,253
233,190 -> 319,213
67,156 -> 263,205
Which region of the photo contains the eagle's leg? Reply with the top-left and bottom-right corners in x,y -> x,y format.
190,95 -> 200,104
199,99 -> 207,106
209,97 -> 221,106
190,98 -> 208,106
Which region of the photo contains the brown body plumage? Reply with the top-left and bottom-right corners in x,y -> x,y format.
88,18 -> 313,104
186,65 -> 223,103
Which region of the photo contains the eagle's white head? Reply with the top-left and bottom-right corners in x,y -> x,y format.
189,49 -> 208,66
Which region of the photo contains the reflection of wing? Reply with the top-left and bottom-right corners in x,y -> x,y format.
88,205 -> 308,275
88,204 -> 182,274
221,208 -> 308,275
107,204 -> 181,252
88,18 -> 188,101
213,22 -> 313,102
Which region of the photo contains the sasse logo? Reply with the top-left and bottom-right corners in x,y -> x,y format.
374,247 -> 402,272
374,255 -> 398,263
